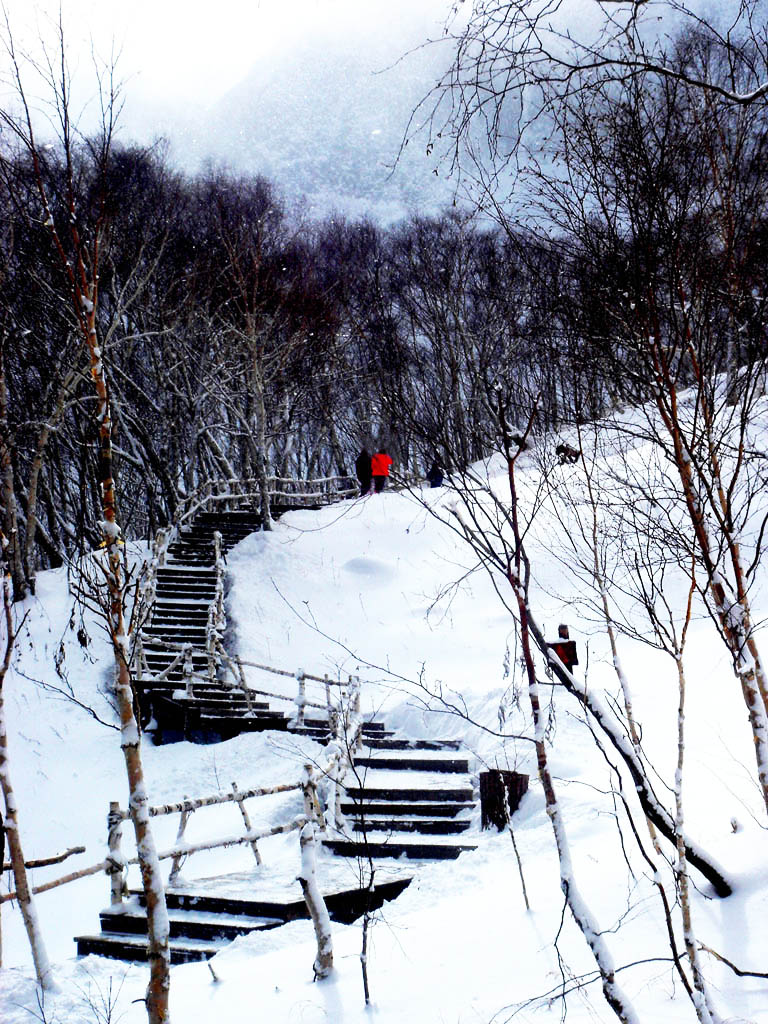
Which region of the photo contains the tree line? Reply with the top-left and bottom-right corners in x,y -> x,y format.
2,58 -> 764,604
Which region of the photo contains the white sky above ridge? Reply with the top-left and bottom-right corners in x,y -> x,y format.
1,0 -> 454,109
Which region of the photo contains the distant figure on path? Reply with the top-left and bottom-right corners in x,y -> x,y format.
426,459 -> 444,488
355,448 -> 373,496
555,443 -> 581,465
371,450 -> 393,493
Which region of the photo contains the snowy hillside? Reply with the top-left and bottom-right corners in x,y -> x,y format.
2,421 -> 768,1023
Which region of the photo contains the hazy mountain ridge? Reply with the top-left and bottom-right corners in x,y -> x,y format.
172,29 -> 463,220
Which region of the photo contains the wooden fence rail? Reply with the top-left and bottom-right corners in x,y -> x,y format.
1,681 -> 363,978
117,782 -> 303,822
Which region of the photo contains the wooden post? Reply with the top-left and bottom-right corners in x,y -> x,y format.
206,603 -> 217,686
167,797 -> 191,887
324,674 -> 332,731
332,752 -> 344,833
479,770 -> 529,830
107,801 -> 125,905
183,643 -> 194,698
213,530 -> 224,626
232,782 -> 262,865
546,623 -> 579,672
302,764 -> 320,823
296,670 -> 306,728
351,675 -> 362,752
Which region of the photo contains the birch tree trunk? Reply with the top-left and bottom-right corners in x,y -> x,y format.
298,821 -> 334,980
86,295 -> 172,1023
645,324 -> 768,816
500,413 -> 641,1024
0,541 -> 52,987
0,345 -> 25,602
15,70 -> 173,1014
673,654 -> 722,1024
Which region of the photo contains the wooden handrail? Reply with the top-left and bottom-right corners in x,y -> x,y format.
116,781 -> 303,822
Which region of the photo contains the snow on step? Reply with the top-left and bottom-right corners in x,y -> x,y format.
329,829 -> 474,846
345,767 -> 474,790
75,931 -> 226,963
352,753 -> 470,772
101,902 -> 283,933
173,858 -> 413,902
323,838 -> 477,861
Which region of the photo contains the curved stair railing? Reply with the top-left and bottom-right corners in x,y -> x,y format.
139,474 -> 356,616
134,474 -> 358,727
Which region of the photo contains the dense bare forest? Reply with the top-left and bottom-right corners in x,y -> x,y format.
1,44 -> 765,600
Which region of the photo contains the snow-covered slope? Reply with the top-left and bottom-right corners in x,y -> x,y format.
2,433 -> 768,1022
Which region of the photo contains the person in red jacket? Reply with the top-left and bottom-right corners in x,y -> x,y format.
371,450 -> 393,492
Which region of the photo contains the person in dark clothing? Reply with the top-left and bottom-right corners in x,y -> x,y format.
426,459 -> 444,488
371,450 -> 393,492
355,448 -> 373,496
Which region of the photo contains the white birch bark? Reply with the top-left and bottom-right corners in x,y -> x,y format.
673,655 -> 723,1024
0,552 -> 53,987
297,821 -> 334,979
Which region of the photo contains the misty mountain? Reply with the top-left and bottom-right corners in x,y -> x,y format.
172,28 -> 463,221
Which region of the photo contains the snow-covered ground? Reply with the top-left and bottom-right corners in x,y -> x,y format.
2,422 -> 768,1023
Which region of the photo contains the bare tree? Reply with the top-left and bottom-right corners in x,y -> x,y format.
536,58 -> 768,815
0,16 -> 171,1021
415,0 -> 768,188
0,530 -> 52,987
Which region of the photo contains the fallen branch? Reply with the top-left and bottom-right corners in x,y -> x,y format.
699,942 -> 768,979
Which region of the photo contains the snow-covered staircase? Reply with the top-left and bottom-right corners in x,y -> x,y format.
75,864 -> 414,964
78,494 -> 482,965
325,739 -> 478,861
74,726 -> 479,964
140,511 -> 265,739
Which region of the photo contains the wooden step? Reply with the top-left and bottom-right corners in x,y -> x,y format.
153,581 -> 216,589
143,629 -> 209,641
170,696 -> 271,713
151,611 -> 210,623
324,838 -> 477,860
167,557 -> 215,566
345,786 -> 474,803
99,902 -> 283,942
154,598 -> 213,609
197,710 -> 289,726
352,756 -> 470,773
159,561 -> 217,570
350,817 -> 472,835
140,888 -> 307,922
143,651 -> 208,663
132,874 -> 412,926
194,512 -> 262,524
183,528 -> 254,540
75,931 -> 222,964
340,801 -> 474,817
177,685 -> 258,700
156,569 -> 217,577
363,738 -> 462,751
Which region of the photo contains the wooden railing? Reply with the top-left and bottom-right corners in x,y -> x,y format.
135,475 -> 358,690
3,666 -> 364,978
0,689 -> 362,908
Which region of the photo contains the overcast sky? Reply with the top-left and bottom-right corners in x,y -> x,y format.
2,1 -> 454,128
